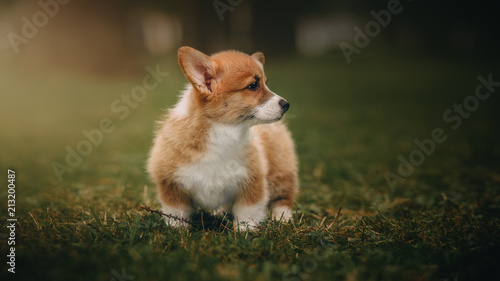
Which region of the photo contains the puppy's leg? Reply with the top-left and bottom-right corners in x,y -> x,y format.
270,198 -> 294,222
268,172 -> 298,222
268,171 -> 298,222
232,179 -> 268,231
158,181 -> 193,228
259,123 -> 299,222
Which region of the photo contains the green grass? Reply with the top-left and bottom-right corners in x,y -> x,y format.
1,52 -> 500,281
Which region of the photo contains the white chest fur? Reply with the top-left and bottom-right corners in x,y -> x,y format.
174,122 -> 252,210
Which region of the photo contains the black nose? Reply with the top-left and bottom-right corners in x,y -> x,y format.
279,99 -> 290,113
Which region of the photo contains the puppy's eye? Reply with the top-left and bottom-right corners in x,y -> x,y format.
247,81 -> 259,91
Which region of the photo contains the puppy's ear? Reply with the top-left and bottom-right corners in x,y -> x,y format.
251,52 -> 265,66
178,47 -> 215,95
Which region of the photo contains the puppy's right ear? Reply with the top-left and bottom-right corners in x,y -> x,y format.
178,47 -> 215,95
251,52 -> 265,66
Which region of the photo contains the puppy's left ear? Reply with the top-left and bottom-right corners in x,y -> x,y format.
251,52 -> 265,66
178,47 -> 216,95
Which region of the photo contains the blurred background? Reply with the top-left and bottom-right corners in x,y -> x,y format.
1,1 -> 500,280
0,0 -> 499,75
1,0 -> 500,201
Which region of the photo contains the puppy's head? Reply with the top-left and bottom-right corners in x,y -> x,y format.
178,46 -> 289,124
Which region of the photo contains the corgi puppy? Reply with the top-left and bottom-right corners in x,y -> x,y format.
147,47 -> 298,230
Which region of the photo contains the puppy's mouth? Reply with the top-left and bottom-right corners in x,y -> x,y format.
245,113 -> 283,123
244,96 -> 289,124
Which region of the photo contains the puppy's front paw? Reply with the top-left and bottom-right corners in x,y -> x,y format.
161,204 -> 192,228
234,219 -> 261,231
164,217 -> 190,228
232,200 -> 266,231
272,206 -> 293,222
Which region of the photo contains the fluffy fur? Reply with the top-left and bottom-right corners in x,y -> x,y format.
147,47 -> 299,230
